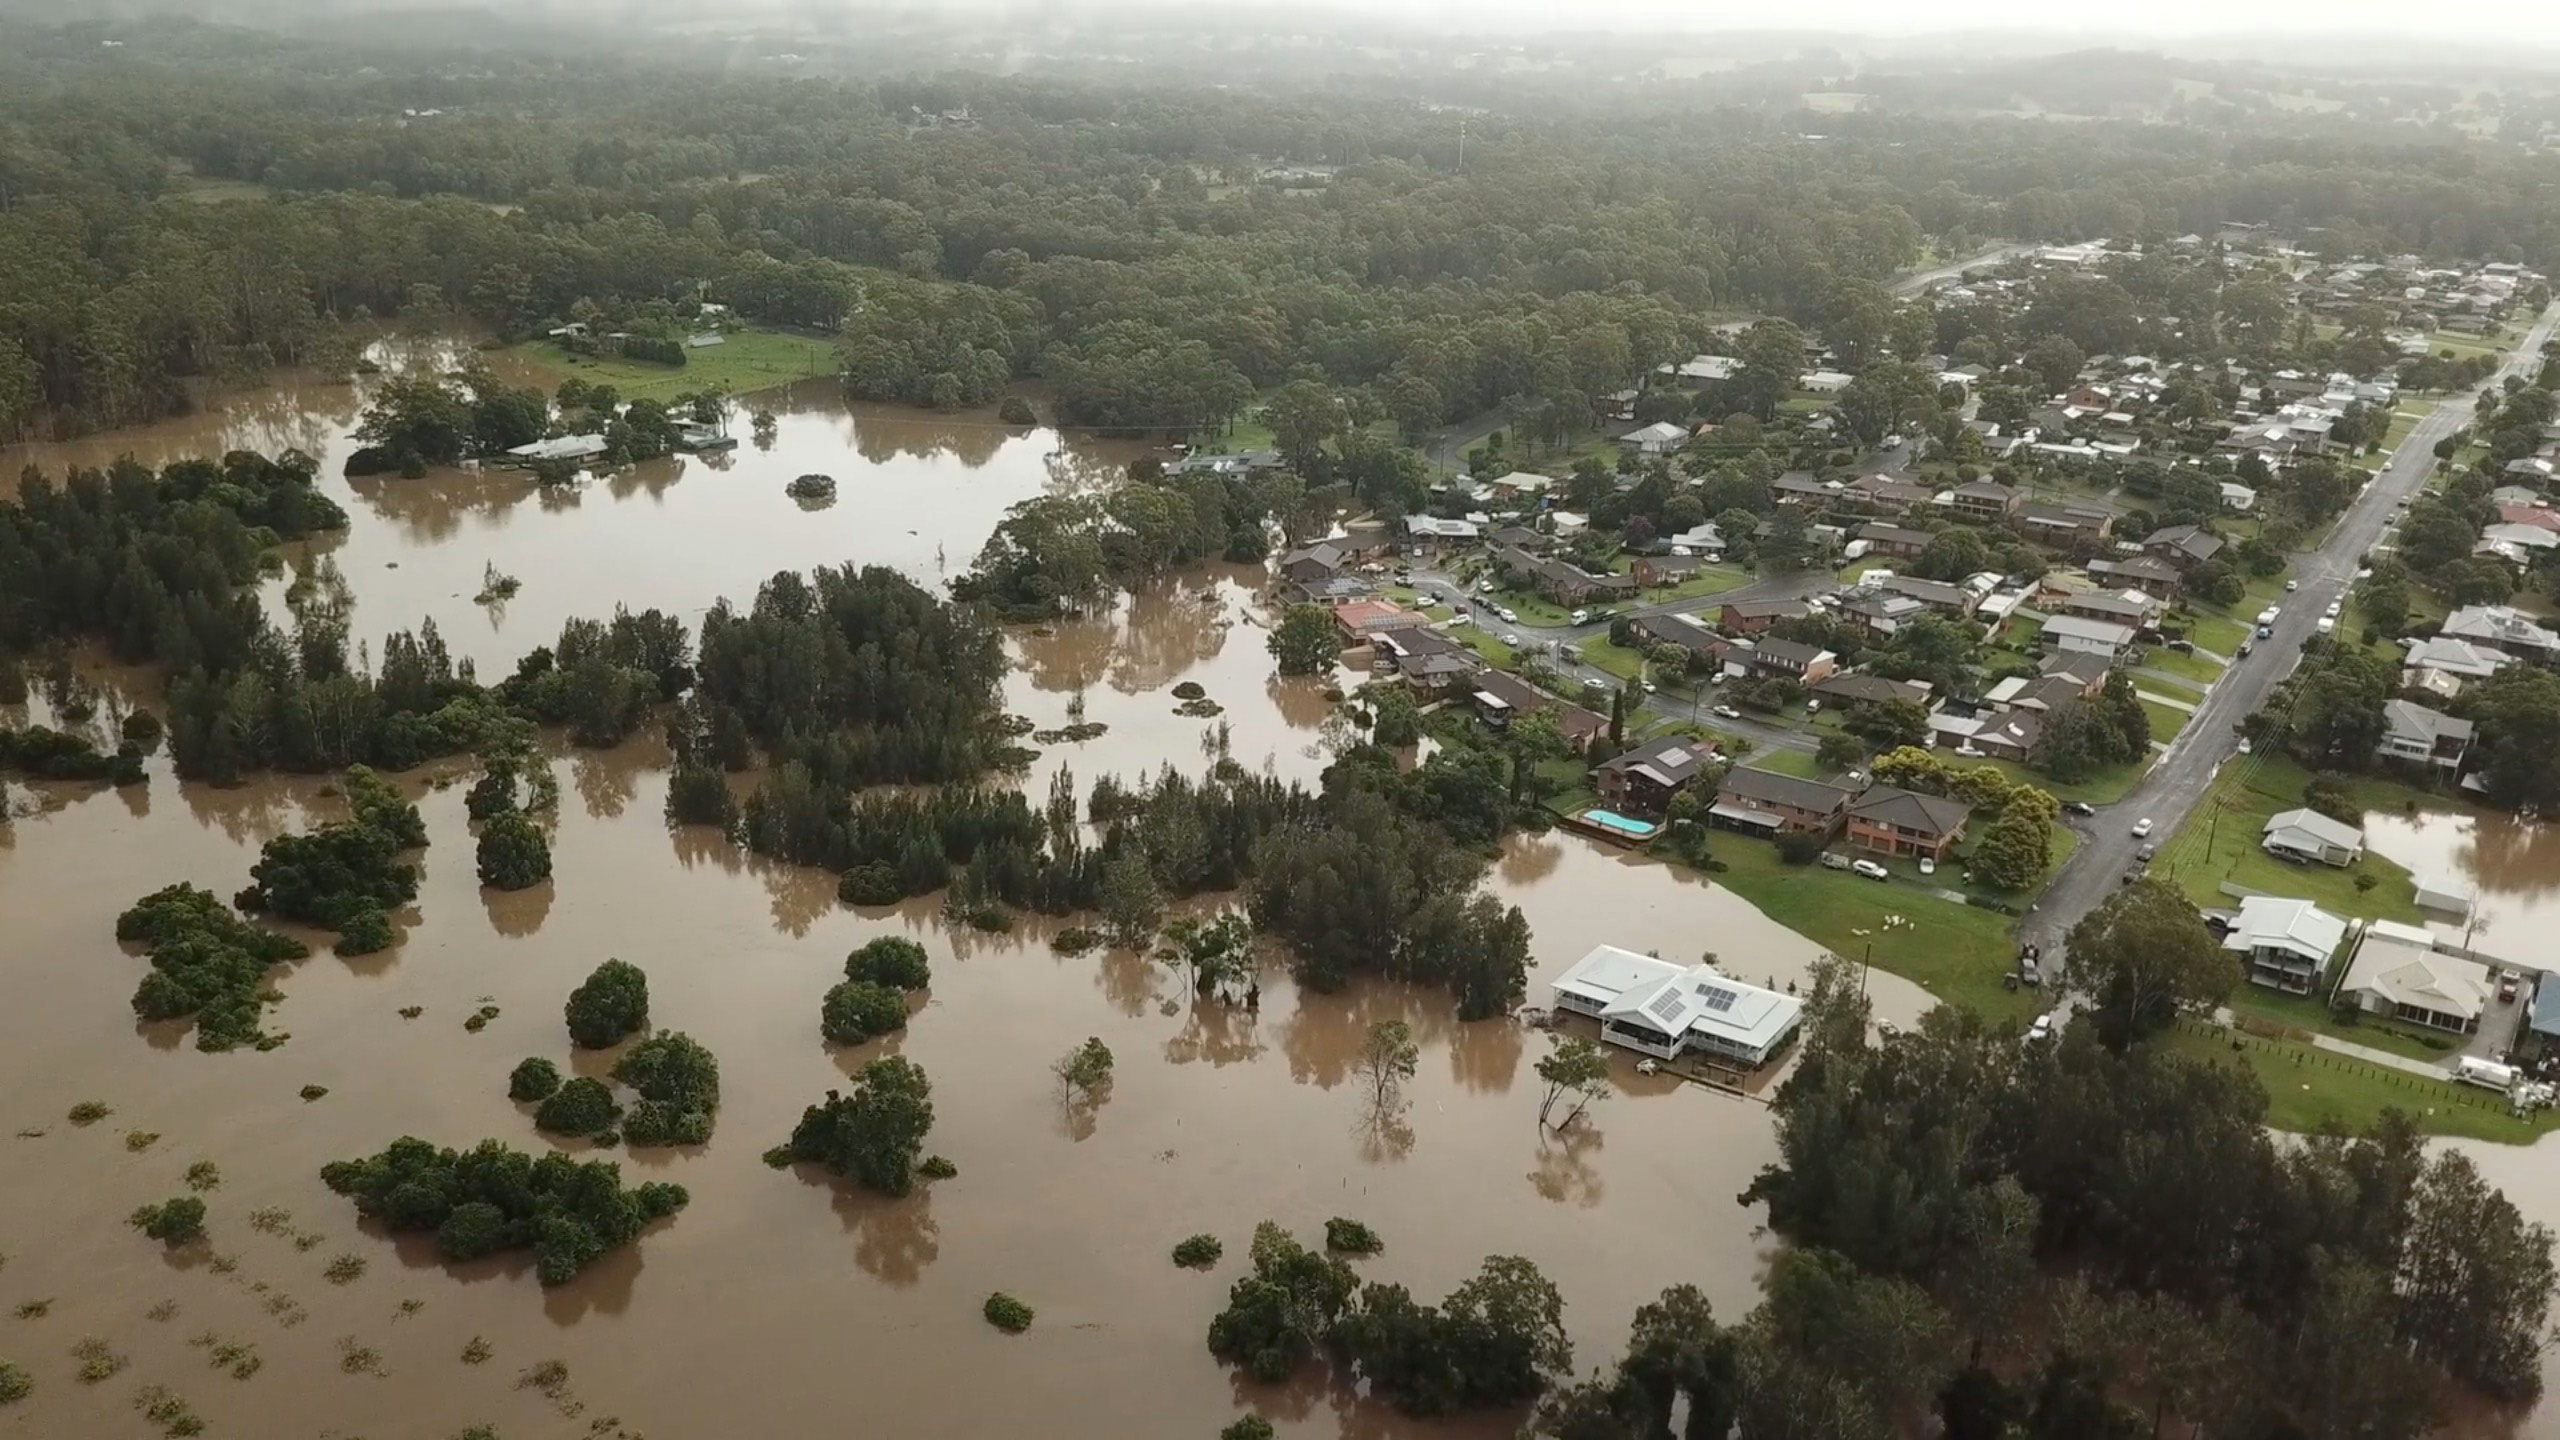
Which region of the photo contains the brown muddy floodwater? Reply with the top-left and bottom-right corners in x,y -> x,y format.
0,355 -> 2167,1440
2364,806 -> 2560,975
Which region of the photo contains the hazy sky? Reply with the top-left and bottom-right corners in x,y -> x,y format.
1363,0 -> 2560,46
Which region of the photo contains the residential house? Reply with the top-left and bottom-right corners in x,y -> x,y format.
2219,481 -> 2259,513
2224,896 -> 2350,996
1770,473 -> 1835,507
1845,787 -> 1972,862
2038,614 -> 2138,661
2055,587 -> 2162,629
1837,589 -> 1929,641
2261,809 -> 2365,867
1745,638 -> 1838,686
1946,480 -> 2023,524
1278,542 -> 1374,606
2400,635 -> 2512,698
1330,599 -> 1427,642
1371,627 -> 1482,699
2040,650 -> 2114,693
1488,471 -> 1558,498
1486,525 -> 1548,552
1663,354 -> 1741,383
2492,503 -> 2560,534
1664,521 -> 1726,556
2019,500 -> 2116,550
1549,947 -> 1805,1069
1470,670 -> 1609,747
1845,474 -> 1936,515
1941,709 -> 2042,762
1709,767 -> 1858,838
2376,700 -> 2472,771
1811,673 -> 1935,715
2477,523 -> 2560,568
1720,597 -> 1811,636
1983,672 -> 2100,716
1632,613 -> 1735,672
2441,605 -> 2560,663
1631,553 -> 1709,588
1619,422 -> 1690,456
1493,548 -> 1639,607
2336,921 -> 2492,1034
1879,574 -> 1979,618
1799,369 -> 1855,393
1854,522 -> 1932,560
2085,554 -> 2183,600
1280,542 -> 1348,587
1402,515 -> 1482,544
2143,524 -> 2227,570
1595,736 -> 1717,815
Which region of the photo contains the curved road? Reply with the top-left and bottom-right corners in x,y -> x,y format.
2026,301 -> 2560,968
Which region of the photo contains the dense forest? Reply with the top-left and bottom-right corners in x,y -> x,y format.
4,17 -> 2558,438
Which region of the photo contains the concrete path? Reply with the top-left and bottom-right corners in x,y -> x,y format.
2135,690 -> 2198,713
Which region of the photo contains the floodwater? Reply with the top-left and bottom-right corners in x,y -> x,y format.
2363,806 -> 2560,973
0,359 -> 1939,1439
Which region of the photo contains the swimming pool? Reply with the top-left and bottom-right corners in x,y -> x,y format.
1580,809 -> 1661,839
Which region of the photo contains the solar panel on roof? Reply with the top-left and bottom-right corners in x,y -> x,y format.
1698,985 -> 1739,1013
1659,745 -> 1690,765
1645,989 -> 1688,1024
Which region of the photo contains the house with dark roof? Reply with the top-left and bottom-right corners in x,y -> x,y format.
2085,554 -> 2183,599
1770,473 -> 1835,507
1470,669 -> 1608,747
1946,480 -> 2023,524
1711,767 -> 1858,838
1855,522 -> 1932,559
1595,736 -> 1718,815
1879,574 -> 1978,617
1846,787 -> 1972,861
2019,500 -> 2116,551
1279,543 -> 1369,605
1811,673 -> 1935,715
1844,474 -> 1936,515
1372,627 -> 1483,698
2143,524 -> 2227,570
1720,597 -> 1811,636
1631,613 -> 1735,671
1744,638 -> 1838,686
1493,547 -> 1638,607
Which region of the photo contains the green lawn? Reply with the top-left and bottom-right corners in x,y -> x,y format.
1739,747 -> 1826,779
1632,565 -> 1753,603
1577,636 -> 1645,682
1449,629 -> 1521,669
2187,612 -> 2250,657
2139,646 -> 2227,687
2151,755 -> 2423,923
2163,1025 -> 2558,1143
2139,698 -> 2190,745
1703,835 -> 2032,1020
513,327 -> 839,403
1962,752 -> 2152,807
2222,986 -> 2464,1065
1485,587 -> 1575,628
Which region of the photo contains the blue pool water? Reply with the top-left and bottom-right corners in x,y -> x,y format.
1582,809 -> 1658,838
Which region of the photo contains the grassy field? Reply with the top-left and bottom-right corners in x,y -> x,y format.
1630,565 -> 1753,603
2163,1024 -> 2558,1143
1704,835 -> 2033,1020
1577,636 -> 1647,682
512,327 -> 839,403
2140,646 -> 2227,687
1739,746 -> 1826,779
2139,698 -> 2191,745
2152,755 -> 2423,923
1964,752 -> 2152,807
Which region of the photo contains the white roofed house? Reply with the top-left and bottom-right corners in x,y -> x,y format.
2375,700 -> 2472,772
2261,809 -> 2364,868
2222,895 -> 2350,996
1549,946 -> 1806,1070
1618,422 -> 1690,456
2337,921 -> 2493,1034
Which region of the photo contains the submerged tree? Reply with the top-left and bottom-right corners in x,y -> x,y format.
778,1057 -> 936,1196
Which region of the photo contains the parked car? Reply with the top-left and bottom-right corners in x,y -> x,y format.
1569,608 -> 1591,626
2063,800 -> 2096,817
1851,859 -> 1890,881
1806,698 -> 1822,713
2026,1014 -> 2055,1044
2256,624 -> 2273,640
1496,606 -> 1518,624
2501,972 -> 2521,1003
1641,678 -> 1658,694
2316,617 -> 2335,635
1582,677 -> 1608,693
2137,843 -> 2157,862
1711,704 -> 1742,720
2324,600 -> 2342,619
1917,856 -> 1936,876
2131,817 -> 2154,837
1500,632 -> 1521,646
1819,852 -> 1853,871
2285,579 -> 2299,592
2237,641 -> 2253,657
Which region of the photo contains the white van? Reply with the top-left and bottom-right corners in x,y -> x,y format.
2455,1056 -> 2519,1091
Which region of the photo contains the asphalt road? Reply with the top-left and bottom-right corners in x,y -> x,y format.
1891,243 -> 2032,298
2025,301 -> 2560,968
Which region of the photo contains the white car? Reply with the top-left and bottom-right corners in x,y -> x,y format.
1569,609 -> 1591,626
2131,817 -> 2154,838
2285,579 -> 2299,592
1641,679 -> 1658,694
1851,859 -> 1889,881
1496,607 -> 1518,624
2324,600 -> 2341,618
1500,632 -> 1521,646
2356,567 -> 2373,579
2026,1013 -> 2055,1044
1917,856 -> 1936,876
1711,705 -> 1742,720
2316,617 -> 2335,635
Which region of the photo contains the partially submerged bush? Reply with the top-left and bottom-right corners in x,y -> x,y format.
983,1293 -> 1034,1333
1173,1234 -> 1224,1269
507,1057 -> 562,1103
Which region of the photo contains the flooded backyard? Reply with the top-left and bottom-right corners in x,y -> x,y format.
2365,806 -> 2560,974
0,359 -> 1947,1438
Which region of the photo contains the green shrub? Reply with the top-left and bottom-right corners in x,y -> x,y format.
130,1197 -> 207,1246
845,936 -> 932,990
564,959 -> 648,1048
612,1032 -> 721,1146
475,812 -> 552,891
321,1138 -> 686,1286
507,1057 -> 562,1102
1220,1418 -> 1274,1440
983,1293 -> 1034,1333
0,1361 -> 30,1404
533,1077 -> 619,1137
837,863 -> 905,906
1173,1234 -> 1224,1269
919,1155 -> 958,1180
821,980 -> 909,1046
1323,1217 -> 1382,1255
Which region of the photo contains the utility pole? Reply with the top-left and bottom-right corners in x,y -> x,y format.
1458,117 -> 1467,172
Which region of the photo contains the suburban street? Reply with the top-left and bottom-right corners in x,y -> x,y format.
2024,301 -> 2560,966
